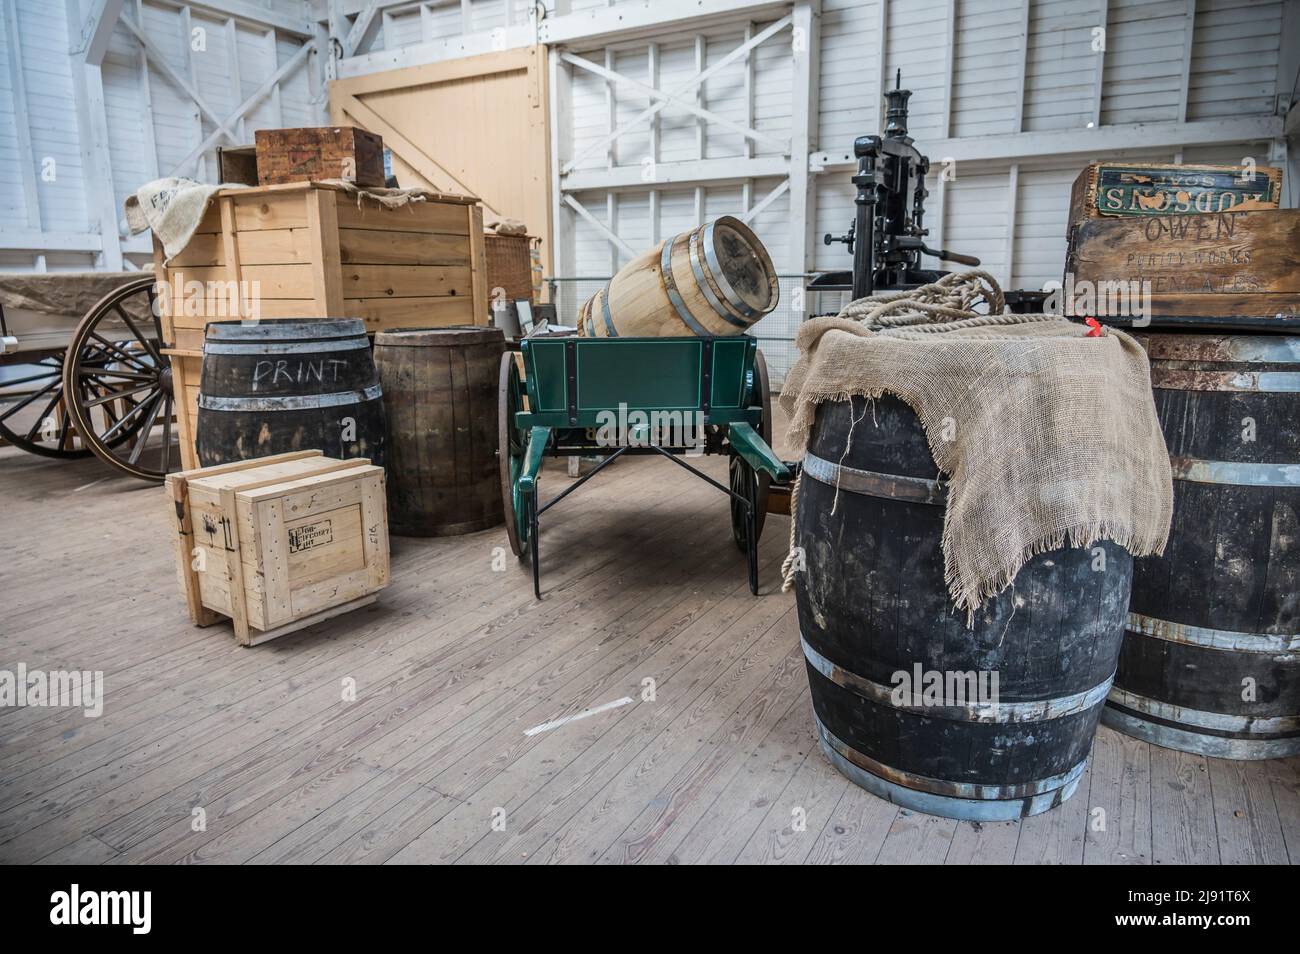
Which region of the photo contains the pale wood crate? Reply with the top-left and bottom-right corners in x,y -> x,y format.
165,450 -> 390,646
155,180 -> 489,470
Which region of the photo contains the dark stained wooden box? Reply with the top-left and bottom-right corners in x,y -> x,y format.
255,126 -> 386,188
1065,209 -> 1300,321
1068,161 -> 1282,232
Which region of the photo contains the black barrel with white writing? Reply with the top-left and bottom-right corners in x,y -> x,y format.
196,319 -> 385,468
794,394 -> 1133,821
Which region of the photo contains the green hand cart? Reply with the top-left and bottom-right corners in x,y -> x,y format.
498,334 -> 790,597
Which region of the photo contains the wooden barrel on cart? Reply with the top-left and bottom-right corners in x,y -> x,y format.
196,319 -> 385,469
1102,333 -> 1300,759
794,395 -> 1133,821
373,326 -> 506,536
578,215 -> 778,338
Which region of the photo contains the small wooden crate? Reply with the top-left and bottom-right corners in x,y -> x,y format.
1068,162 -> 1281,230
255,126 -> 386,188
154,180 -> 489,470
166,450 -> 390,646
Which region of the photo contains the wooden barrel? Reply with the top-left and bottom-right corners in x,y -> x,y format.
196,319 -> 385,468
372,326 -> 506,536
578,216 -> 778,337
795,395 -> 1133,820
1102,333 -> 1300,759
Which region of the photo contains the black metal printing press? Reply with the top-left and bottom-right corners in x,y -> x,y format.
814,71 -> 980,300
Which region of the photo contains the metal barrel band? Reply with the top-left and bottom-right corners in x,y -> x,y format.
1127,612 -> 1300,653
1105,687 -> 1300,736
1150,368 -> 1300,392
599,282 -> 619,338
202,338 -> 371,355
700,220 -> 764,320
1145,336 -> 1300,364
687,230 -> 750,330
206,319 -> 366,341
658,234 -> 711,338
802,635 -> 1112,724
1169,456 -> 1300,487
802,450 -> 948,505
814,714 -> 1087,821
198,384 -> 382,412
1101,706 -> 1300,760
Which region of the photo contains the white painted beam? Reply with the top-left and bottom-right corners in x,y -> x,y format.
3,0 -> 40,231
1176,0 -> 1195,124
789,0 -> 819,276
344,0 -> 384,56
1012,0 -> 1028,133
336,22 -> 536,77
561,51 -> 789,153
154,0 -> 312,37
166,41 -> 314,177
537,0 -> 790,46
63,0 -> 123,269
1003,163 -> 1018,289
561,16 -> 790,175
1091,0 -> 1108,127
563,155 -> 790,191
0,230 -> 104,252
72,0 -> 124,66
809,116 -> 1286,170
740,178 -> 790,225
563,194 -> 637,258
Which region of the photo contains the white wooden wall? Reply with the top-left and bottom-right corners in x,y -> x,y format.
0,0 -> 320,272
3,0 -> 1296,324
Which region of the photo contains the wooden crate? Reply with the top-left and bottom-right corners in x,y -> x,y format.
1065,208 -> 1300,321
166,450 -> 390,646
255,126 -> 385,188
154,180 -> 489,470
1068,162 -> 1282,230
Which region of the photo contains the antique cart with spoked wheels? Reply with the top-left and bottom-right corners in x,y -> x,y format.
0,273 -> 179,479
498,333 -> 789,597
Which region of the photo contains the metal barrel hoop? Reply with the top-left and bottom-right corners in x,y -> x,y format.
687,229 -> 751,331
700,219 -> 767,322
657,233 -> 712,338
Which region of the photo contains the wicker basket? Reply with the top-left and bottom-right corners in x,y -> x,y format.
484,233 -> 536,303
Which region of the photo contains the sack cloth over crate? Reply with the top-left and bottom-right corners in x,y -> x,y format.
126,176 -> 456,262
780,270 -> 1174,619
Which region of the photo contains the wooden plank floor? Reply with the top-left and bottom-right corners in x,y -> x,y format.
1,442 -> 1297,864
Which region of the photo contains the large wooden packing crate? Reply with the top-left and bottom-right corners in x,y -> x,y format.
1065,208 -> 1300,321
154,181 -> 489,471
166,450 -> 390,646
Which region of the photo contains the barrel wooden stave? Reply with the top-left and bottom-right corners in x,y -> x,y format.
1104,333 -> 1300,758
796,395 -> 1132,818
581,216 -> 778,338
373,326 -> 506,536
196,319 -> 385,469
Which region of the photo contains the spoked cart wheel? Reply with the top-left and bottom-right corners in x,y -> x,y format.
61,276 -> 178,481
730,348 -> 772,552
499,352 -> 530,558
0,348 -> 95,458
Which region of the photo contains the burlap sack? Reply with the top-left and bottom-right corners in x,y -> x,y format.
780,271 -> 1173,618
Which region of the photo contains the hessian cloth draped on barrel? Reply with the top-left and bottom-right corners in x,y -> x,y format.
780,271 -> 1173,620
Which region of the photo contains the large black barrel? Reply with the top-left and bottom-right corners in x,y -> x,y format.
1103,333 -> 1300,759
795,394 -> 1133,820
196,319 -> 385,468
